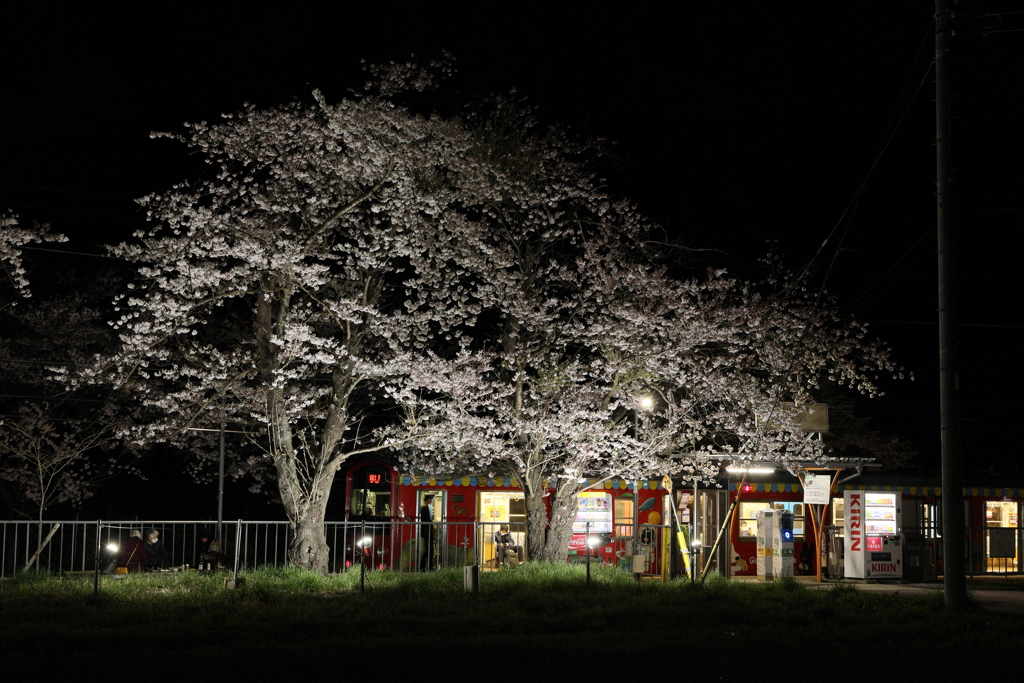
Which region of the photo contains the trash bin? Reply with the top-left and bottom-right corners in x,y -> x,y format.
903,532 -> 925,582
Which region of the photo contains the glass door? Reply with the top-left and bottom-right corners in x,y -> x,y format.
984,500 -> 1019,573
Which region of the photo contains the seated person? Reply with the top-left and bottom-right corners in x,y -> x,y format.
493,524 -> 524,565
144,529 -> 169,570
117,529 -> 148,572
195,528 -> 228,573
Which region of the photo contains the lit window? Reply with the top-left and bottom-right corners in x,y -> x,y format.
351,467 -> 391,519
738,501 -> 804,540
615,498 -> 635,538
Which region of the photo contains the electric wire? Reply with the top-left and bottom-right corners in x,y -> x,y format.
805,17 -> 937,301
842,224 -> 935,317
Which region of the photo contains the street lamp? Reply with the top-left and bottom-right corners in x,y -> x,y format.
631,395 -> 653,580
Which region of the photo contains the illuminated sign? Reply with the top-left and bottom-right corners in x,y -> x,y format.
368,473 -> 382,485
848,493 -> 862,552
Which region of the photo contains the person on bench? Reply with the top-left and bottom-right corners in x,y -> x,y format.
494,524 -> 524,566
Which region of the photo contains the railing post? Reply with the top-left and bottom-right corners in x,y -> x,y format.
233,520 -> 242,583
93,520 -> 101,599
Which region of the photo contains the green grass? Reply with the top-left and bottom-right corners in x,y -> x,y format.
2,566 -> 1021,679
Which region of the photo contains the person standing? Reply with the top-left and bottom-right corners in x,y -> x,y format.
419,495 -> 435,571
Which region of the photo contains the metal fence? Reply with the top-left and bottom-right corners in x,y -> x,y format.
0,520 -> 293,578
823,524 -> 1023,579
0,519 -> 527,577
0,519 -> 683,578
966,525 -> 1022,576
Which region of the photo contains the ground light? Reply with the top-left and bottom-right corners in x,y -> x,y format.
691,538 -> 702,580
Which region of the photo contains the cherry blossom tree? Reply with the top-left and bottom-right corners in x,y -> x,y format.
74,60 -> 907,571
94,56 -> 491,572
643,270 -> 907,469
0,272 -> 137,546
385,99 -> 708,561
0,212 -> 66,304
387,101 -> 907,561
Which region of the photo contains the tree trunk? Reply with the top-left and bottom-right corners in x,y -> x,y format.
542,479 -> 582,561
524,471 -> 582,562
280,473 -> 336,574
524,473 -> 550,561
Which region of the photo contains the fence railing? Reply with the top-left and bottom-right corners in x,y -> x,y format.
824,525 -> 1022,579
0,519 -> 684,578
1,521 -> 293,578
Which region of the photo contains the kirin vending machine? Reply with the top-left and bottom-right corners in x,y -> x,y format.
843,491 -> 903,579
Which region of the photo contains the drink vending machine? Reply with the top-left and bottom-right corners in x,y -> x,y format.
843,491 -> 903,579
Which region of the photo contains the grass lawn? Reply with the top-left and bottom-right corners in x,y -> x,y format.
2,564 -> 1020,679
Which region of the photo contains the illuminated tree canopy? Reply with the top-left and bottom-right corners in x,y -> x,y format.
64,57 -> 904,570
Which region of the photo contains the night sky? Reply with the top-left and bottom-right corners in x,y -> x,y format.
3,3 -> 1023,516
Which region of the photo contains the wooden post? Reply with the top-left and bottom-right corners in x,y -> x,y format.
23,523 -> 61,572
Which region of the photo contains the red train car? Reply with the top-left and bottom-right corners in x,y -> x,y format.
342,458 -> 1024,578
722,472 -> 1024,579
341,459 -> 673,574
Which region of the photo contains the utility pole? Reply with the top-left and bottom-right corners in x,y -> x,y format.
935,0 -> 968,611
217,396 -> 226,543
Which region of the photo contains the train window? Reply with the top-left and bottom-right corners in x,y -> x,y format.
509,497 -> 526,529
351,467 -> 391,519
832,497 -> 844,527
615,498 -> 634,538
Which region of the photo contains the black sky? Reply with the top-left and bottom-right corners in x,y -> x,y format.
3,2 -> 1023,493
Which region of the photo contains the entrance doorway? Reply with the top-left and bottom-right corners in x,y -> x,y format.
417,490 -> 444,571
985,500 -> 1019,573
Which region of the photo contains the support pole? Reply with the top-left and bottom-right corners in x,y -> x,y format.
586,522 -> 592,586
634,479 -> 641,581
701,472 -> 748,582
217,396 -> 226,544
93,520 -> 102,599
233,519 -> 242,584
935,0 -> 967,611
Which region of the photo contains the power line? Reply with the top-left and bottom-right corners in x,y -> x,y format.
17,245 -> 128,261
843,224 -> 934,316
803,16 -> 937,297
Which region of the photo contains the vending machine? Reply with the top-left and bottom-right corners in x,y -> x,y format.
843,491 -> 903,579
756,509 -> 774,579
772,510 -> 794,578
756,509 -> 794,579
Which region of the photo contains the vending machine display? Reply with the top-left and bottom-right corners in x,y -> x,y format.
843,491 -> 903,579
